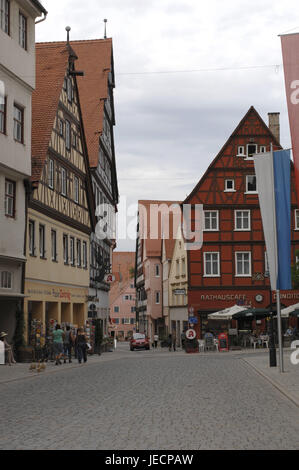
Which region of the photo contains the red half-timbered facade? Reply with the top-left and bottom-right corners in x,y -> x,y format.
185,106 -> 299,339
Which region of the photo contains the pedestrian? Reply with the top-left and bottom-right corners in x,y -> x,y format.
76,328 -> 87,364
63,325 -> 73,364
0,332 -> 16,365
52,324 -> 64,365
154,334 -> 158,349
168,334 -> 172,351
172,331 -> 176,351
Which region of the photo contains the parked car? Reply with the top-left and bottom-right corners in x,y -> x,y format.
130,333 -> 150,351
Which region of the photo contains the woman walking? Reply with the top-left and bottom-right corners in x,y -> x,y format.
76,328 -> 87,364
52,324 -> 64,365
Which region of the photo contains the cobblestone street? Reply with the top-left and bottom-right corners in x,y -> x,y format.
0,343 -> 298,450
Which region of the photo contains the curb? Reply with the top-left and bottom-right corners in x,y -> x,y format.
241,357 -> 299,409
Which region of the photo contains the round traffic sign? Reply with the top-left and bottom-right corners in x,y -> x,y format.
186,329 -> 197,340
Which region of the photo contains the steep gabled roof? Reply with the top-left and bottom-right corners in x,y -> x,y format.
138,200 -> 182,258
184,106 -> 282,204
31,43 -> 70,182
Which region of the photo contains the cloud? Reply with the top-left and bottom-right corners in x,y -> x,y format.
37,0 -> 297,251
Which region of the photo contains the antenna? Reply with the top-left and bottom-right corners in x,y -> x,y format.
66,26 -> 71,44
104,19 -> 107,39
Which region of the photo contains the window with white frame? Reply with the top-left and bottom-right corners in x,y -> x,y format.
1,271 -> 12,289
155,264 -> 160,277
70,237 -> 75,266
237,146 -> 245,156
204,211 -> 219,231
77,239 -> 81,267
246,144 -> 257,159
83,241 -> 87,269
260,146 -> 267,153
235,210 -> 250,230
39,224 -> 45,258
51,230 -> 57,261
155,291 -> 160,304
18,11 -> 27,50
65,120 -> 71,150
29,220 -> 35,256
60,168 -> 67,196
235,252 -> 251,276
204,252 -> 220,277
5,179 -> 15,218
225,179 -> 235,191
48,159 -> 54,189
63,234 -> 68,264
246,175 -> 257,193
74,176 -> 79,203
295,210 -> 299,230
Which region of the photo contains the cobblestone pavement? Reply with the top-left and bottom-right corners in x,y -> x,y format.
0,343 -> 298,450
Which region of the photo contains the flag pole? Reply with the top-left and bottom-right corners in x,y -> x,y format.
276,289 -> 284,373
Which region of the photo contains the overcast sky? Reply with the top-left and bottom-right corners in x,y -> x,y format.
36,0 -> 298,250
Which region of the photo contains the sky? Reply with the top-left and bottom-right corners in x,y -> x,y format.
36,0 -> 299,251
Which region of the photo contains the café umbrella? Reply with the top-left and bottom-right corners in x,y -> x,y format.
209,304 -> 248,320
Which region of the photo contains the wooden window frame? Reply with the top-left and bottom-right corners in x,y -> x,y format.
235,251 -> 252,277
82,241 -> 87,269
60,167 -> 67,196
51,229 -> 57,262
39,224 -> 46,258
76,239 -> 81,267
0,0 -> 10,35
18,11 -> 27,50
1,271 -> 12,289
204,210 -> 219,231
63,234 -> 68,265
48,158 -> 54,189
5,178 -> 16,218
245,175 -> 257,194
65,119 -> 71,150
14,103 -> 24,143
234,210 -> 251,231
29,220 -> 35,256
70,237 -> 75,266
74,175 -> 79,204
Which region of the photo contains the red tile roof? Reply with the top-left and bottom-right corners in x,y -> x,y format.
31,43 -> 70,182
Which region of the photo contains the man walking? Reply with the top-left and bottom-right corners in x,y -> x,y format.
154,334 -> 159,349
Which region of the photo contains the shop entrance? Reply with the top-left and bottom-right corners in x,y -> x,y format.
61,303 -> 71,324
73,303 -> 84,328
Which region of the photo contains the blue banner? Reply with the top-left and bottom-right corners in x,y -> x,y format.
273,150 -> 291,290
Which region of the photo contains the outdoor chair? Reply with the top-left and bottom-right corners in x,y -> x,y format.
250,336 -> 258,350
260,335 -> 269,349
198,340 -> 205,352
205,336 -> 214,351
214,338 -> 219,351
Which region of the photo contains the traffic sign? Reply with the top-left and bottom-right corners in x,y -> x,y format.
188,316 -> 198,324
186,329 -> 197,340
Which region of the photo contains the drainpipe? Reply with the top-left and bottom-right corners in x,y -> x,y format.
35,12 -> 48,25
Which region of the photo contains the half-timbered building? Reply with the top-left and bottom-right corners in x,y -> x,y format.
24,41 -> 95,342
184,107 -> 299,339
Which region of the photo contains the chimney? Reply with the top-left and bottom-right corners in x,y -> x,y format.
268,112 -> 280,144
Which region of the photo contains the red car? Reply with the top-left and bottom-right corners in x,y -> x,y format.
130,333 -> 150,351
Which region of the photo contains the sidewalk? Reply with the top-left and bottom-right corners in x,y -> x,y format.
241,349 -> 299,408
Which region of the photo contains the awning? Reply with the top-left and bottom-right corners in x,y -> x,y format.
232,308 -> 269,320
281,302 -> 299,317
209,305 -> 249,320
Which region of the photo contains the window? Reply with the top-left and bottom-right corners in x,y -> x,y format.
0,0 -> 9,34
48,159 -> 54,189
295,210 -> 299,230
155,292 -> 160,304
83,241 -> 87,269
65,120 -> 71,150
66,77 -> 72,102
246,175 -> 257,193
225,179 -> 235,191
237,146 -> 245,156
204,211 -> 219,231
122,318 -> 131,325
235,252 -> 251,276
260,146 -> 267,153
74,176 -> 79,203
39,225 -> 45,258
131,307 -> 136,313
235,210 -> 250,231
51,230 -> 57,261
19,12 -> 27,49
114,306 -> 119,313
5,179 -> 15,218
1,271 -> 12,289
60,168 -> 67,196
246,144 -> 257,159
14,104 -> 24,143
70,237 -> 75,266
155,264 -> 160,277
204,252 -> 220,277
182,258 -> 186,275
29,220 -> 35,256
63,234 -> 68,264
0,96 -> 6,134
58,118 -> 64,137
72,130 -> 77,149
77,239 -> 81,267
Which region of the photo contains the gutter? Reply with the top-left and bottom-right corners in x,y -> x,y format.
35,11 -> 47,24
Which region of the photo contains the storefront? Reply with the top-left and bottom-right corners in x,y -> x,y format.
24,281 -> 88,345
